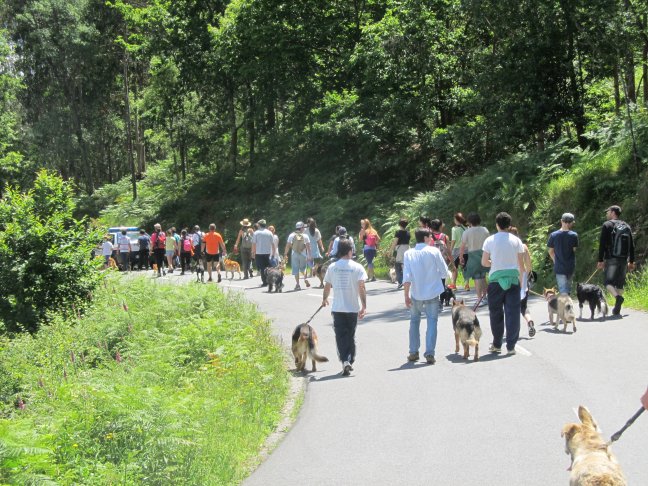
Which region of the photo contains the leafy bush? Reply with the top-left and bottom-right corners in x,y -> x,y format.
0,171 -> 102,333
0,275 -> 289,484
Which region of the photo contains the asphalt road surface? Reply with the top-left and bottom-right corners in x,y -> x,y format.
160,269 -> 648,485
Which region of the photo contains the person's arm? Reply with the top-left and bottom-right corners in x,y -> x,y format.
234,229 -> 242,249
306,240 -> 312,259
358,228 -> 365,243
517,251 -> 526,287
548,247 -> 555,263
597,224 -> 608,265
220,238 -> 227,256
403,282 -> 412,308
628,230 -> 635,269
322,282 -> 332,307
459,242 -> 466,264
523,246 -> 533,272
251,241 -> 256,258
358,280 -> 367,319
284,239 -> 292,259
481,250 -> 491,268
641,386 -> 648,410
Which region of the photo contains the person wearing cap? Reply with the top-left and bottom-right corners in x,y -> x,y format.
597,205 -> 635,315
329,226 -> 356,260
234,218 -> 254,279
252,219 -> 275,286
284,222 -> 312,290
547,212 -> 579,294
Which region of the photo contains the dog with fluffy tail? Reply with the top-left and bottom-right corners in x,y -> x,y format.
291,323 -> 329,372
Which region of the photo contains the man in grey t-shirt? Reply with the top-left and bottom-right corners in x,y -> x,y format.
252,219 -> 275,287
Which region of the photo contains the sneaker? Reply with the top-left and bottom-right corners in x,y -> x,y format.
397,283 -> 403,289
489,344 -> 501,354
305,280 -> 310,288
217,274 -> 222,283
528,321 -> 536,337
447,284 -> 457,290
169,269 -> 174,274
370,277 -> 376,282
612,295 -> 624,315
425,355 -> 436,365
294,284 -> 301,291
407,352 -> 419,362
507,348 -> 516,356
480,297 -> 488,307
342,361 -> 352,376
208,277 -> 213,282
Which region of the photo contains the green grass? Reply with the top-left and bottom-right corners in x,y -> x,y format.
622,269 -> 648,312
0,275 -> 289,485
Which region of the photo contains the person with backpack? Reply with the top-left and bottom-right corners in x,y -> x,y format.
429,219 -> 453,286
547,212 -> 579,295
192,225 -> 204,265
179,229 -> 194,275
359,218 -> 381,282
329,226 -> 356,260
597,205 -> 635,315
284,221 -> 312,291
150,223 -> 167,277
137,228 -> 151,271
233,218 -> 254,279
389,219 -> 411,289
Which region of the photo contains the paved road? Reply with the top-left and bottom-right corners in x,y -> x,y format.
161,270 -> 648,485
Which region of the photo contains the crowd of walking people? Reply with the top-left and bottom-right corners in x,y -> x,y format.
101,205 -> 636,376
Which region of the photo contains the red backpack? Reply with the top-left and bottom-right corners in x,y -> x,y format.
153,231 -> 166,249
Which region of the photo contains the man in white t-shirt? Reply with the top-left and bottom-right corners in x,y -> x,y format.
284,221 -> 312,291
403,228 -> 448,364
101,236 -> 114,268
481,212 -> 525,355
322,239 -> 367,376
116,228 -> 132,272
252,219 -> 276,286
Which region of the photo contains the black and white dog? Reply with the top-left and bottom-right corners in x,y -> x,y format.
576,283 -> 608,320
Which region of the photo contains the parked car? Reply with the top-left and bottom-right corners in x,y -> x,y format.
108,227 -> 142,268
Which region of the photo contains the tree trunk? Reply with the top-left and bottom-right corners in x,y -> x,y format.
613,62 -> 621,114
246,83 -> 255,168
643,23 -> 648,107
226,80 -> 238,172
624,0 -> 637,104
123,49 -> 137,201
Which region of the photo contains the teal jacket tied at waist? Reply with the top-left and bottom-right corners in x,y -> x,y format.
489,269 -> 520,291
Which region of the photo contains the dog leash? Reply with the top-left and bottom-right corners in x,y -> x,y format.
472,294 -> 484,312
608,407 -> 645,444
584,268 -> 600,285
304,304 -> 324,325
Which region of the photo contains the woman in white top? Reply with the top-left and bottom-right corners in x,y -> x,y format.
268,225 -> 280,267
305,217 -> 324,276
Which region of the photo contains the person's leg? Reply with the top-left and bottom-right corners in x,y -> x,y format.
395,262 -> 403,286
503,285 -> 521,351
206,255 -> 213,280
215,255 -> 222,281
241,249 -> 250,279
475,278 -> 486,300
364,249 -> 376,280
408,299 -> 422,357
556,274 -> 570,294
332,312 -> 351,363
423,298 -> 440,360
346,312 -> 358,364
487,282 -> 505,349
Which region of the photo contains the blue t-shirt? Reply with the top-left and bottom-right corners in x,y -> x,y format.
547,230 -> 578,275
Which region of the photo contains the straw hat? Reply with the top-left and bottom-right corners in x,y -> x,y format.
240,218 -> 251,227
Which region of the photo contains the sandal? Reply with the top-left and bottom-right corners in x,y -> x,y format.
528,321 -> 536,337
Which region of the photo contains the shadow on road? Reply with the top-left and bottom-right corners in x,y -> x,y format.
309,373 -> 352,382
359,307 -> 410,324
444,353 -> 478,364
387,361 -> 432,372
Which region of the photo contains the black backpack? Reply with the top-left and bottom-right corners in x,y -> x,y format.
611,221 -> 632,259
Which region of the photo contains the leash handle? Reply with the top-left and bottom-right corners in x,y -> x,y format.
610,407 -> 645,443
472,294 -> 484,312
304,304 -> 324,325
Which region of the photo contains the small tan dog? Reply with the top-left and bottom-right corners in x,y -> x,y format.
291,323 -> 328,372
388,267 -> 397,284
562,406 -> 627,486
223,259 -> 242,280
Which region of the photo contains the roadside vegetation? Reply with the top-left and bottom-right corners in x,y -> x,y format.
0,275 -> 288,484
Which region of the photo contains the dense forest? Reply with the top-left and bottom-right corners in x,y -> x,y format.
2,0 -> 647,202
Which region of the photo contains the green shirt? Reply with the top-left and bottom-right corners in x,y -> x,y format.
451,225 -> 466,249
